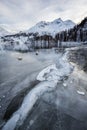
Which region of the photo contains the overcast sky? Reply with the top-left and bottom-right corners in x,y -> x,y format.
0,0 -> 87,31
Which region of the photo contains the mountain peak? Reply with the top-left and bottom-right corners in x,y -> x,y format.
27,18 -> 75,36
52,18 -> 63,24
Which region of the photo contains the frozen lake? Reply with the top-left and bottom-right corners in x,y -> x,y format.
0,49 -> 87,130
0,50 -> 59,85
0,49 -> 60,125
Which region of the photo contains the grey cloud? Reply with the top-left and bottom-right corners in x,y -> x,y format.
0,0 -> 87,31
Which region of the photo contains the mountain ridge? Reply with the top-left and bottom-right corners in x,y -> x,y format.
26,18 -> 75,36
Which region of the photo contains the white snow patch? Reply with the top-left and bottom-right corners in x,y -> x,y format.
37,64 -> 57,82
77,91 -> 85,95
63,83 -> 67,87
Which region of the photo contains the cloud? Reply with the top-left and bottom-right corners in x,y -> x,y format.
0,0 -> 87,31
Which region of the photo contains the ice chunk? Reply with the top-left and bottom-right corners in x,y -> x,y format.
63,83 -> 67,87
3,95 -> 5,98
77,91 -> 85,95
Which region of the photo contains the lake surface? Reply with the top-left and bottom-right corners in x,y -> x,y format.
0,50 -> 87,130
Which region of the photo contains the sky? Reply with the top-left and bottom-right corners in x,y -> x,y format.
0,0 -> 87,31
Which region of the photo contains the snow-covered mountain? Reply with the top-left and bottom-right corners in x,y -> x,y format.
26,18 -> 75,36
0,17 -> 86,52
